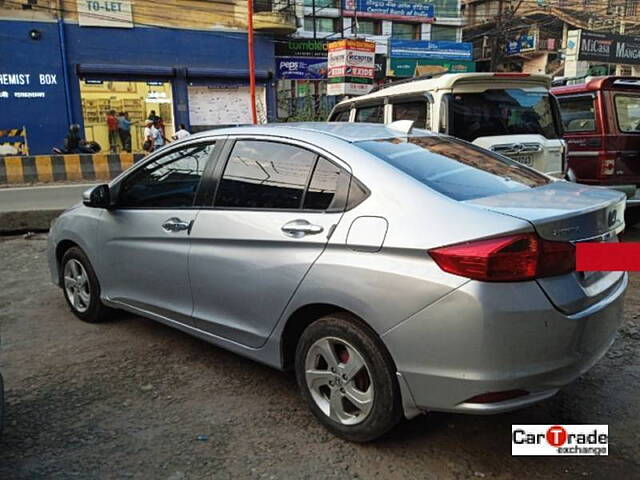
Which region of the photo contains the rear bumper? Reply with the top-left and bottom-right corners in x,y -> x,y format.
383,274 -> 627,415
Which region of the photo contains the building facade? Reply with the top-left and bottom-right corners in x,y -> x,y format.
0,0 -> 296,155
463,0 -> 640,76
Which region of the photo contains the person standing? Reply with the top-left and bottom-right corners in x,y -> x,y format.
117,112 -> 132,152
143,119 -> 156,153
172,124 -> 190,141
106,110 -> 119,153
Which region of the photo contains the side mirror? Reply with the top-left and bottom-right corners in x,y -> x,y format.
83,184 -> 111,208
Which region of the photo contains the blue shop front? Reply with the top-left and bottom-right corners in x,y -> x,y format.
0,19 -> 276,155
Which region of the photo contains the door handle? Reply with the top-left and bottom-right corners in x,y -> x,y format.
281,219 -> 324,238
162,217 -> 192,233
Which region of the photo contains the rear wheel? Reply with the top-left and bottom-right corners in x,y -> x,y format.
61,247 -> 111,323
295,314 -> 402,442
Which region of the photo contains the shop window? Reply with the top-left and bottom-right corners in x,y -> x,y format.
392,22 -> 420,40
303,0 -> 339,7
431,25 -> 458,42
354,19 -> 382,35
215,140 -> 317,209
304,16 -> 338,33
118,143 -> 214,208
355,104 -> 384,123
80,80 -> 174,153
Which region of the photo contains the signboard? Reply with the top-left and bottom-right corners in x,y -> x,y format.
343,0 -> 434,22
327,39 -> 375,96
389,40 -> 473,61
576,30 -> 640,65
78,0 -> 133,28
275,39 -> 328,58
506,34 -> 537,55
374,54 -> 387,80
389,58 -> 475,77
277,58 -> 328,80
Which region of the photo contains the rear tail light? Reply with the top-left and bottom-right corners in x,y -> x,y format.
598,152 -> 618,176
429,233 -> 575,282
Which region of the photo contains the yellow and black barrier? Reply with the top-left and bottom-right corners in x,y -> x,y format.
0,153 -> 145,185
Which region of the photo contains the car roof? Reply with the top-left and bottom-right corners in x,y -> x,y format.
551,76 -> 640,95
187,122 -> 435,143
334,73 -> 552,107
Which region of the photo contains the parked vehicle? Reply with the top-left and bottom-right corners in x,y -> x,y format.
329,73 -> 566,177
48,123 -> 626,442
552,76 -> 640,205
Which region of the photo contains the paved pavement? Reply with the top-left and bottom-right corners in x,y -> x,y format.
0,235 -> 639,479
0,184 -> 96,212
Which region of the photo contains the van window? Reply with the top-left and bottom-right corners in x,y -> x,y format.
330,108 -> 351,122
558,95 -> 596,132
449,89 -> 559,141
355,104 -> 384,123
392,101 -> 427,129
614,95 -> 640,132
357,135 -> 550,201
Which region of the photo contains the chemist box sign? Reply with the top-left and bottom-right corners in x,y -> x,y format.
0,72 -> 60,100
327,39 -> 375,96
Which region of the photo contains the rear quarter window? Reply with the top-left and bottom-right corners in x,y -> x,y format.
357,136 -> 551,201
330,108 -> 351,122
557,95 -> 596,132
355,104 -> 384,123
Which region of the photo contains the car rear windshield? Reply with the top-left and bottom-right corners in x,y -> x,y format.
449,89 -> 559,141
357,136 -> 551,201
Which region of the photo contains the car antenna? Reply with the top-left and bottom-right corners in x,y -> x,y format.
386,120 -> 414,135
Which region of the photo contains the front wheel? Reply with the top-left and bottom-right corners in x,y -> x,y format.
60,247 -> 111,323
295,314 -> 402,442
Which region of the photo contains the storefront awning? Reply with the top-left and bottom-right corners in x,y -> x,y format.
77,64 -> 176,77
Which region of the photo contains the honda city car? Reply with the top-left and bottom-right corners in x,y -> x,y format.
48,123 -> 627,441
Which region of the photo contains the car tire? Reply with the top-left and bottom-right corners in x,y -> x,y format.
60,247 -> 111,323
295,313 -> 402,442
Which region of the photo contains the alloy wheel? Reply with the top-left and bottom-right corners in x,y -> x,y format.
304,336 -> 374,425
63,259 -> 91,313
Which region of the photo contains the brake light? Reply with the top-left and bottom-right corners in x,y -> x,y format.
429,233 -> 575,282
493,73 -> 530,77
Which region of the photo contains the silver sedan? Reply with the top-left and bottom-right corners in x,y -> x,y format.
48,123 -> 627,442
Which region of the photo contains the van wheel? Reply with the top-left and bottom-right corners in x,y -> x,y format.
60,247 -> 111,323
295,314 -> 402,442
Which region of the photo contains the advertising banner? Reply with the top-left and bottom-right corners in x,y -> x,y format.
275,39 -> 329,58
343,0 -> 434,22
576,30 -> 640,65
389,40 -> 473,61
506,34 -> 537,55
327,39 -> 375,96
389,58 -> 476,77
277,58 -> 328,80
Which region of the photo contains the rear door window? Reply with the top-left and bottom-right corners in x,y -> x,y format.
215,140 -> 316,209
355,104 -> 384,123
392,101 -> 428,129
614,95 -> 640,132
557,95 -> 596,132
357,135 -> 550,201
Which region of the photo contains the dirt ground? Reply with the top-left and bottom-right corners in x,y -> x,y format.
0,232 -> 638,479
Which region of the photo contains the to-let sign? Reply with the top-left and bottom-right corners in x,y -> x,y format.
78,1 -> 134,28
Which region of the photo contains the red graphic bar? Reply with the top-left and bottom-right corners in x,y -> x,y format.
576,243 -> 640,271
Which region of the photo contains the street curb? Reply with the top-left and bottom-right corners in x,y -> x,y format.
0,209 -> 63,235
0,153 -> 144,185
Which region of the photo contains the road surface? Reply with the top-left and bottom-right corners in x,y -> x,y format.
0,184 -> 96,212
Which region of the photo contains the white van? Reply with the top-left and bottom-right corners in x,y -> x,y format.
328,73 -> 566,176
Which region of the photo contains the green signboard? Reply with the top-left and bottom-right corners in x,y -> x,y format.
389,58 -> 476,77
